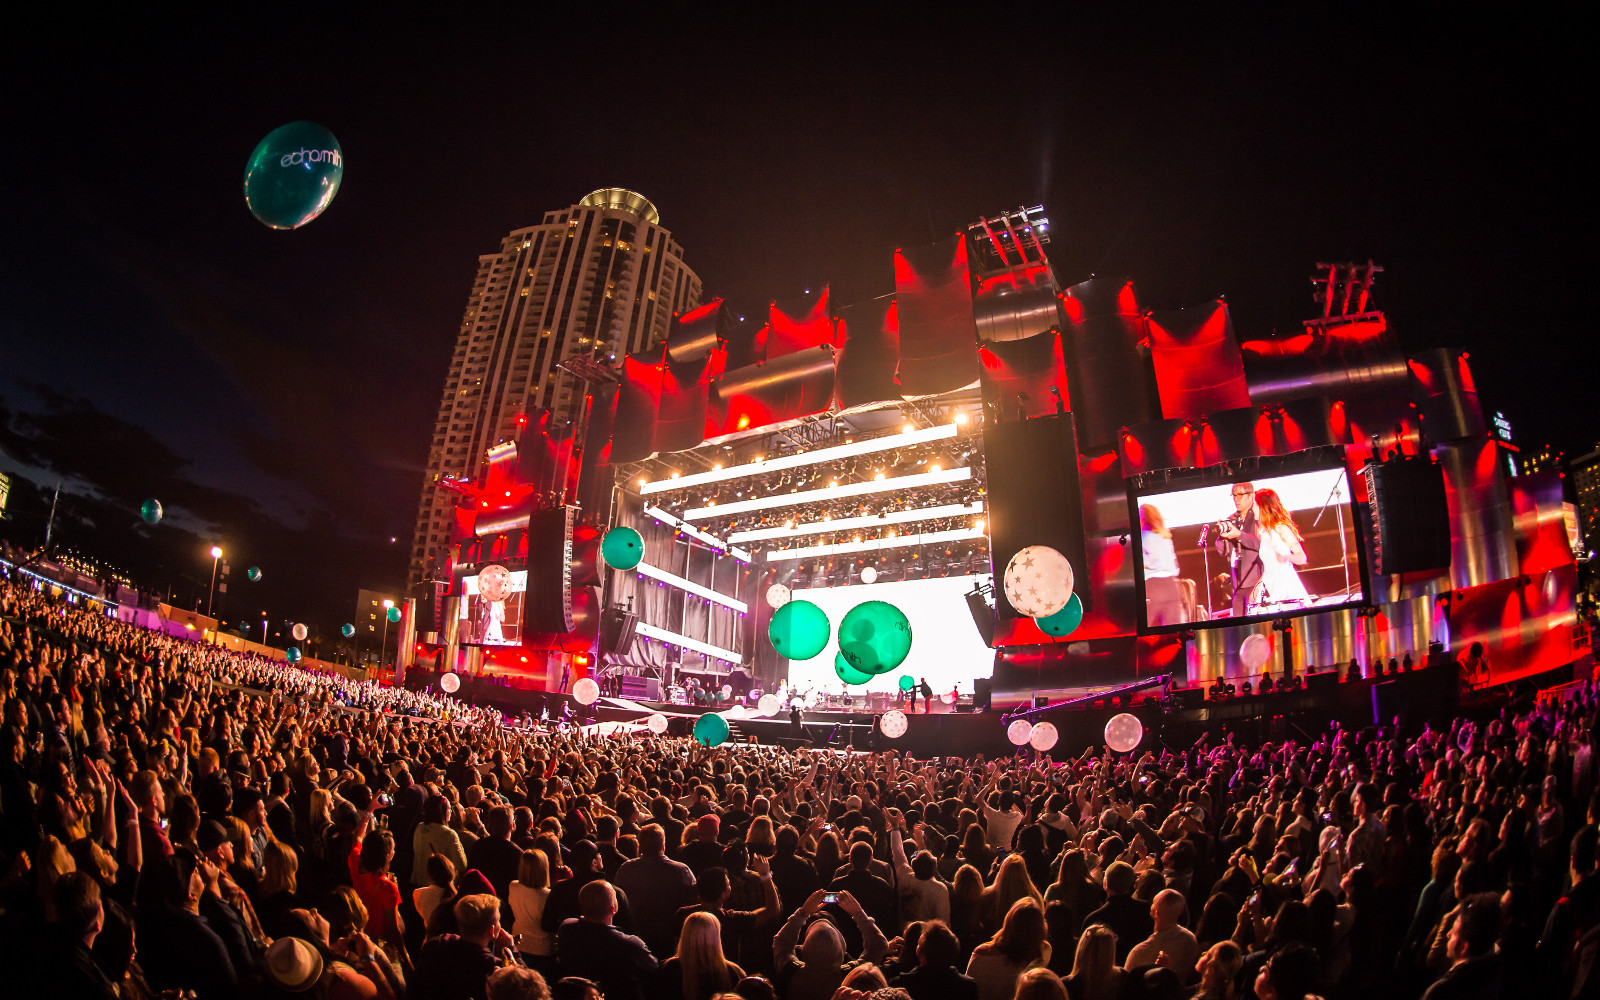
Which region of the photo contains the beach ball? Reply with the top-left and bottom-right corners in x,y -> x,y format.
766,584 -> 791,609
880,710 -> 908,739
1002,545 -> 1074,618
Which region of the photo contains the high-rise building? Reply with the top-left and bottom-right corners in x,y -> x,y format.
408,189 -> 702,586
1572,446 -> 1600,551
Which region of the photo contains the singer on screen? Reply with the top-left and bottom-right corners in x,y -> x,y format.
1141,504 -> 1187,625
1250,488 -> 1308,610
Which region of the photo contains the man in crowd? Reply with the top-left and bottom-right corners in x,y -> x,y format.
555,881 -> 657,1000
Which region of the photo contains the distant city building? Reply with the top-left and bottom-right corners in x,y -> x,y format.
1524,443 -> 1565,476
407,189 -> 702,586
355,587 -> 401,663
1571,446 -> 1600,551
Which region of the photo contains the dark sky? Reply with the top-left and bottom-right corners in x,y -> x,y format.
1,8 -> 1593,636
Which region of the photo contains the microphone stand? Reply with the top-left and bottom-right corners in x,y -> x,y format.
1311,477 -> 1355,598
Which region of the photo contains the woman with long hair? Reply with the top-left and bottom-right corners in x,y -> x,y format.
258,841 -> 306,939
1063,924 -> 1122,1000
1193,940 -> 1244,1000
509,848 -> 555,975
662,911 -> 745,1000
950,864 -> 987,957
349,814 -> 405,959
1140,503 -> 1186,625
1044,850 -> 1105,934
1251,488 -> 1309,609
982,855 -> 1044,938
966,898 -> 1050,1000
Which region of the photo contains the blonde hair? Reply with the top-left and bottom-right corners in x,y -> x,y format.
675,911 -> 738,996
325,885 -> 368,939
1140,504 -> 1171,539
841,964 -> 887,990
1067,925 -> 1119,1000
1015,968 -> 1069,1000
262,841 -> 299,896
516,848 -> 550,889
986,854 -> 1044,927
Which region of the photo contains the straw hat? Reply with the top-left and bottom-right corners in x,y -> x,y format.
263,937 -> 324,993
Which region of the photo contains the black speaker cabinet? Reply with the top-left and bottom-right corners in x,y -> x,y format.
1364,457 -> 1450,576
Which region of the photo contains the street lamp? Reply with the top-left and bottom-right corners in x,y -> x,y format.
380,599 -> 395,671
207,546 -> 223,618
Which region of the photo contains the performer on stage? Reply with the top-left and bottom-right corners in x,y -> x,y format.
1251,488 -> 1308,611
1140,503 -> 1186,625
1214,482 -> 1263,618
919,677 -> 933,714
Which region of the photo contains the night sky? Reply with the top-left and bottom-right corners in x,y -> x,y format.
1,9 -> 1592,639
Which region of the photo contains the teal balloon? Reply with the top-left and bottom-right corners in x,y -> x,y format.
768,600 -> 830,660
140,499 -> 163,525
1038,593 -> 1084,638
285,646 -> 302,663
341,623 -> 355,638
601,527 -> 645,570
834,653 -> 874,686
838,601 -> 913,675
246,566 -> 262,582
244,121 -> 344,229
386,605 -> 402,623
693,712 -> 730,747
898,674 -> 915,691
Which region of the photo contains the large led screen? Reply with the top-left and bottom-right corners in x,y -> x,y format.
1129,465 -> 1367,633
457,564 -> 526,646
788,574 -> 994,696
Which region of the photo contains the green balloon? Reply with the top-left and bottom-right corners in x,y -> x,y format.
140,499 -> 163,525
838,601 -> 913,674
693,712 -> 730,747
601,527 -> 645,570
286,646 -> 302,663
246,566 -> 262,582
1037,593 -> 1084,637
244,121 -> 344,229
341,623 -> 355,638
834,653 -> 875,685
768,600 -> 830,660
898,674 -> 915,691
386,605 -> 402,623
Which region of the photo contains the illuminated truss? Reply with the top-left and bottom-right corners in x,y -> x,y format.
639,423 -> 960,495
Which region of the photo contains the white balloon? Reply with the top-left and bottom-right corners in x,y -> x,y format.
860,566 -> 878,584
940,692 -> 955,705
1007,719 -> 1035,746
573,678 -> 600,705
440,671 -> 461,694
725,704 -> 746,719
292,623 -> 308,642
1105,713 -> 1144,753
1240,634 -> 1272,670
766,584 -> 791,609
646,713 -> 668,733
1029,721 -> 1059,752
880,710 -> 908,739
1002,545 -> 1075,618
758,694 -> 781,716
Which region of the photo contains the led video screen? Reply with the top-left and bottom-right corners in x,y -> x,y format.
1129,464 -> 1367,633
787,574 -> 995,696
457,564 -> 527,646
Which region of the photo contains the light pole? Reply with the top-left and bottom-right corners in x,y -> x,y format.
380,599 -> 394,671
261,612 -> 268,647
207,546 -> 223,617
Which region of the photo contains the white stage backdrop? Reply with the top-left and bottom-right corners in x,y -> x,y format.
788,574 -> 995,696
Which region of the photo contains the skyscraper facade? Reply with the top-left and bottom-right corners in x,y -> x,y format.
407,189 -> 702,587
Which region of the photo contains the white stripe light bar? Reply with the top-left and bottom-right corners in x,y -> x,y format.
634,562 -> 749,613
635,621 -> 744,664
639,423 -> 959,495
764,526 -> 987,562
642,506 -> 753,561
728,502 -> 984,543
683,467 -> 973,522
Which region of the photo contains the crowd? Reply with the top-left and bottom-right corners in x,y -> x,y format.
1,570 -> 1597,1000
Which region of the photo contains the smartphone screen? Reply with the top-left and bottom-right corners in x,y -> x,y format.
822,893 -> 839,904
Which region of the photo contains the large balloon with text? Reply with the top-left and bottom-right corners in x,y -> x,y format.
768,599 -> 831,660
600,527 -> 645,570
1036,593 -> 1084,638
140,499 -> 163,525
244,121 -> 344,229
834,653 -> 874,686
838,601 -> 913,675
1002,545 -> 1075,619
693,712 -> 730,748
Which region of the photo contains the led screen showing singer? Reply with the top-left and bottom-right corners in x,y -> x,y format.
1129,464 -> 1368,633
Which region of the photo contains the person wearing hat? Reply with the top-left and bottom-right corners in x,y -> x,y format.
196,818 -> 263,975
264,907 -> 402,999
